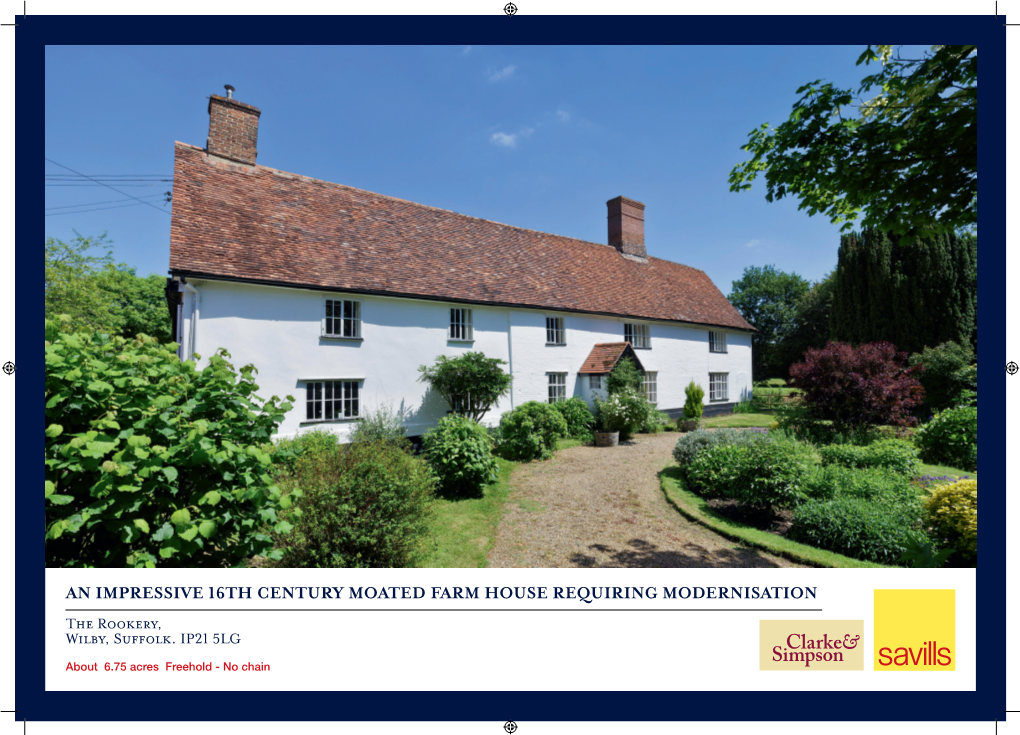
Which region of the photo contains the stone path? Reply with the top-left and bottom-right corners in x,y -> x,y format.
486,433 -> 801,568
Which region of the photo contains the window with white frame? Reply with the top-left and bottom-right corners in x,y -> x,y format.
709,373 -> 728,402
709,331 -> 727,353
449,308 -> 473,341
643,371 -> 657,404
323,299 -> 361,339
305,380 -> 361,421
546,317 -> 565,345
547,372 -> 567,404
590,374 -> 602,391
624,323 -> 650,349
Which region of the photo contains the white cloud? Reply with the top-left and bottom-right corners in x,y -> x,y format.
746,239 -> 761,248
462,46 -> 472,55
488,64 -> 516,82
491,132 -> 518,148
490,127 -> 534,149
555,110 -> 570,123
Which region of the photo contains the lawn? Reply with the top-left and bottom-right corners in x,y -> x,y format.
418,437 -> 580,568
701,411 -> 775,429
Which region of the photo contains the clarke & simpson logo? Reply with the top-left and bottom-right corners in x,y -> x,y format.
759,620 -> 863,670
874,589 -> 955,671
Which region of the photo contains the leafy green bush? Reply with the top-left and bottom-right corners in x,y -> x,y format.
639,410 -> 675,434
596,390 -> 653,440
349,403 -> 409,448
275,440 -> 436,568
552,396 -> 595,442
417,352 -> 512,422
908,341 -> 975,412
914,406 -> 977,472
683,380 -> 705,420
498,401 -> 568,461
422,414 -> 498,496
45,322 -> 295,568
924,478 -> 977,565
672,428 -> 773,471
732,399 -> 755,414
804,465 -> 918,504
790,498 -> 928,565
818,439 -> 921,476
687,437 -> 812,511
606,356 -> 644,395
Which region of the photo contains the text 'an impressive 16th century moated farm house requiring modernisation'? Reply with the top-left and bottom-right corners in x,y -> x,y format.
165,88 -> 754,440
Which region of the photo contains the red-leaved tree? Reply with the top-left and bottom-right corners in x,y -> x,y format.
788,341 -> 925,432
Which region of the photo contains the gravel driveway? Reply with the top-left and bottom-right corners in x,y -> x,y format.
486,433 -> 801,568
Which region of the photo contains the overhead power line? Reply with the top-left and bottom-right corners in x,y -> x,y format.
46,194 -> 166,211
44,156 -> 171,215
45,200 -> 170,217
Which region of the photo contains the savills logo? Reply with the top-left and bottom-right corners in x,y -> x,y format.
874,589 -> 955,671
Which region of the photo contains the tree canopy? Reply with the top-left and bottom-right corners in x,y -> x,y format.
417,352 -> 512,423
829,229 -> 977,355
729,45 -> 977,244
44,232 -> 172,342
728,264 -> 810,380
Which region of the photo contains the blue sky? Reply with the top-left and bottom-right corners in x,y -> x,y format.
45,45 -> 893,293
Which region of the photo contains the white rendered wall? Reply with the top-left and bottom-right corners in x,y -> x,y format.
179,280 -> 753,440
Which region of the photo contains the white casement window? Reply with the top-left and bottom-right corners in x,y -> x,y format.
624,323 -> 650,349
643,372 -> 658,404
546,317 -> 566,345
709,331 -> 727,353
590,374 -> 602,391
323,298 -> 361,339
449,308 -> 473,341
305,380 -> 361,421
709,373 -> 729,402
547,372 -> 567,404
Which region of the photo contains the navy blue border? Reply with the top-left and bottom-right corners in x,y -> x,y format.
23,17 -> 1002,721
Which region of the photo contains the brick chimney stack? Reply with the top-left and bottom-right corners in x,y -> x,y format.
207,85 -> 261,166
607,196 -> 646,258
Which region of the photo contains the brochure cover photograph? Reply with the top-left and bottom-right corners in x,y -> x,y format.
11,9 -> 1004,734
44,45 -> 976,574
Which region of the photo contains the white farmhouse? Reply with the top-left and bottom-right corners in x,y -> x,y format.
166,90 -> 755,440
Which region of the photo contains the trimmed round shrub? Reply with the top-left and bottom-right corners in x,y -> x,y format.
672,428 -> 772,471
914,406 -> 977,472
789,498 -> 928,565
422,414 -> 498,496
498,401 -> 568,461
276,440 -> 436,568
45,322 -> 295,568
687,437 -> 812,511
908,341 -> 975,412
804,465 -> 918,504
818,438 -> 921,476
924,478 -> 977,565
552,396 -> 595,442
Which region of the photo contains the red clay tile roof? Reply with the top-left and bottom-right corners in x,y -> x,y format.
169,142 -> 754,332
578,343 -> 646,374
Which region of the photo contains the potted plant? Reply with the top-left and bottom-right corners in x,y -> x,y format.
680,380 -> 705,432
593,392 -> 645,446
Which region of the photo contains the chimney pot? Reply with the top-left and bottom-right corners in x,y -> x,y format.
224,84 -> 235,99
607,196 -> 646,258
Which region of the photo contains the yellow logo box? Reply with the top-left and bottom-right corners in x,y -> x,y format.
760,620 -> 864,670
874,589 -> 955,671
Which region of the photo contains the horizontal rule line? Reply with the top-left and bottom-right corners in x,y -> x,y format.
64,608 -> 823,612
